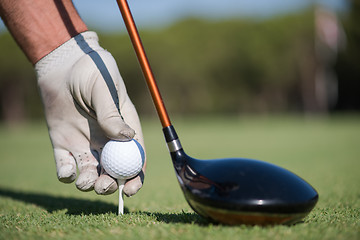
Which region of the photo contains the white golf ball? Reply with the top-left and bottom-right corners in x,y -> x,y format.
101,139 -> 145,180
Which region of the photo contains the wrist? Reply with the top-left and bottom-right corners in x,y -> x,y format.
35,31 -> 102,79
0,0 -> 88,64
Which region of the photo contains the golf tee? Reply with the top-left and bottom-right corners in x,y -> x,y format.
117,179 -> 125,215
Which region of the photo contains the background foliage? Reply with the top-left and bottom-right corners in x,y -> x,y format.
0,4 -> 359,122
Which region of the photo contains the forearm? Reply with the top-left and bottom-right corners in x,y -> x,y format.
0,0 -> 87,64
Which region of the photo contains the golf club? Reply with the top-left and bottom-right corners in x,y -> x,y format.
116,0 -> 318,225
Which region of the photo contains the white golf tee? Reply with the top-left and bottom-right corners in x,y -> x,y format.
117,179 -> 126,215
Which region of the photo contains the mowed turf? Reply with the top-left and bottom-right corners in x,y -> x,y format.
0,115 -> 359,240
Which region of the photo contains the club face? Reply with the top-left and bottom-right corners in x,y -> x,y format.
170,150 -> 318,225
174,150 -> 319,225
163,126 -> 318,225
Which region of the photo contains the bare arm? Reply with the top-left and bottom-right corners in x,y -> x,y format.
0,0 -> 87,64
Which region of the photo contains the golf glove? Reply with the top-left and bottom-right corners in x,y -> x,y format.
35,31 -> 146,196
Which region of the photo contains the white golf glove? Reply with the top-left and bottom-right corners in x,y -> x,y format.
35,31 -> 146,196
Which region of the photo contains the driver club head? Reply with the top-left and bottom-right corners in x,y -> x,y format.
164,126 -> 318,225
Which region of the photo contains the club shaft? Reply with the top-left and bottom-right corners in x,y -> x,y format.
116,0 -> 171,128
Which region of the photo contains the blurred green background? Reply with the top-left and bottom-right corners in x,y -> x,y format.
0,1 -> 359,123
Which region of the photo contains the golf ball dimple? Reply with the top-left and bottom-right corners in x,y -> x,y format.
101,139 -> 145,180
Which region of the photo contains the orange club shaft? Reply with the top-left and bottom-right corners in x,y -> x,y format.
116,0 -> 171,128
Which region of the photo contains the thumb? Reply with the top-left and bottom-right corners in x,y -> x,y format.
91,77 -> 135,140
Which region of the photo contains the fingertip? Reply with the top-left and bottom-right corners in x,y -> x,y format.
75,170 -> 97,192
54,149 -> 77,183
94,174 -> 118,195
119,125 -> 136,140
99,117 -> 135,141
58,164 -> 77,183
123,176 -> 143,197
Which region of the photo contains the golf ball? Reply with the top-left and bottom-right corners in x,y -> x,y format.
101,139 -> 145,180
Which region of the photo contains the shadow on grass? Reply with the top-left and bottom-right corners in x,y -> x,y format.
0,188 -> 304,227
0,188 -> 212,225
141,211 -> 209,225
0,188 -> 118,215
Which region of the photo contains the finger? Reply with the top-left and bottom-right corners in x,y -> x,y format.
54,148 -> 77,183
73,151 -> 99,191
94,173 -> 118,195
84,50 -> 135,141
94,164 -> 118,195
91,73 -> 135,141
120,96 -> 144,143
123,170 -> 145,197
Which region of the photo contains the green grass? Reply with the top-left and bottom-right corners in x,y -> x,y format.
0,115 -> 359,239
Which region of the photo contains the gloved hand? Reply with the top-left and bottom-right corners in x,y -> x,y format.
35,31 -> 146,196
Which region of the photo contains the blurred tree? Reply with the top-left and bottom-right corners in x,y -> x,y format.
0,33 -> 41,123
106,11 -> 315,115
1,9 -> 337,122
335,0 -> 360,110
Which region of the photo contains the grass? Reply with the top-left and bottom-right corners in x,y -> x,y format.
0,115 -> 359,239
